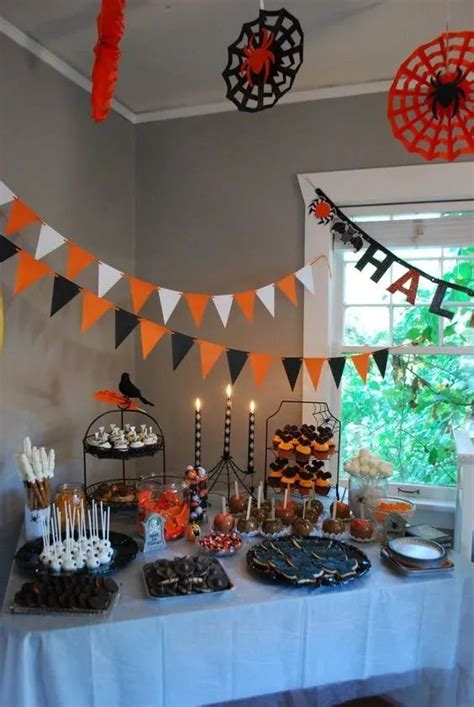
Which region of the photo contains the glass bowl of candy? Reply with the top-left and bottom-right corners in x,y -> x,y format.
367,497 -> 416,524
198,531 -> 242,557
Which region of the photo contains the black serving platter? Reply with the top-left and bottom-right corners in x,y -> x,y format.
84,437 -> 163,460
247,536 -> 370,588
86,478 -> 138,511
15,531 -> 138,579
143,556 -> 234,598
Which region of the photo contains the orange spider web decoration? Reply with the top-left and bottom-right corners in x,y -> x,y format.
387,31 -> 474,161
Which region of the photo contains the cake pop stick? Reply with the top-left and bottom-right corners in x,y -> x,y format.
222,496 -> 226,515
332,495 -> 337,520
257,483 -> 262,509
245,496 -> 252,521
107,506 -> 110,543
234,481 -> 239,498
284,488 -> 288,510
94,501 -> 99,540
303,498 -> 307,520
88,508 -> 93,540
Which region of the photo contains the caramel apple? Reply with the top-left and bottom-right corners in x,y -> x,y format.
293,517 -> 314,536
229,495 -> 247,514
262,517 -> 283,535
237,516 -> 258,534
322,518 -> 345,535
330,501 -> 351,520
213,497 -> 235,532
275,505 -> 295,526
308,498 -> 324,517
303,508 -> 319,524
350,518 -> 374,540
251,506 -> 268,523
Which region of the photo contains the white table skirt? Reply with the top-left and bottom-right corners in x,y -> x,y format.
1,518 -> 473,707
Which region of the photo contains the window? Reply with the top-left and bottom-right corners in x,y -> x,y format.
335,213 -> 473,491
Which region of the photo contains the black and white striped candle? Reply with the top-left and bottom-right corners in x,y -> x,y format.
247,401 -> 256,473
223,385 -> 232,457
194,398 -> 202,468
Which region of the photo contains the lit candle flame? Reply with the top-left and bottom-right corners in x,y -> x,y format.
226,384 -> 232,398
195,398 -> 201,412
250,400 -> 256,413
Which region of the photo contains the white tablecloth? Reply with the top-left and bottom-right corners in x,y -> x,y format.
1,516 -> 473,707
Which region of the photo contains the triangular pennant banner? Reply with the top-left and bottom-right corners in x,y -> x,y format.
35,224 -> 66,260
249,353 -> 272,387
171,332 -> 195,370
50,275 -> 81,316
158,287 -> 182,324
199,341 -> 225,379
328,357 -> 346,389
115,308 -> 139,349
98,262 -> 123,298
66,243 -> 96,280
14,251 -> 51,294
128,276 -> 155,314
352,353 -> 370,383
0,182 -> 15,207
81,291 -> 113,332
372,348 -> 389,378
140,319 -> 168,359
282,357 -> 303,391
185,293 -> 210,327
226,349 -> 248,384
256,284 -> 275,317
276,274 -> 298,305
304,358 -> 326,390
235,291 -> 256,322
213,294 -> 233,327
0,234 -> 19,262
295,265 -> 315,294
5,199 -> 40,235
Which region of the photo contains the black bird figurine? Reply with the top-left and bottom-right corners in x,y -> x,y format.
119,373 -> 154,406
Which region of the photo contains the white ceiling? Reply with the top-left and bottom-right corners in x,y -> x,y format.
1,0 -> 473,118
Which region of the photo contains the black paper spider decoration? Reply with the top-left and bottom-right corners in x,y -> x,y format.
308,197 -> 334,224
222,8 -> 304,113
428,68 -> 467,119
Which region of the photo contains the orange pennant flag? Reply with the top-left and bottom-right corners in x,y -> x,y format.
14,251 -> 51,294
128,276 -> 155,314
81,291 -> 113,332
276,274 -> 298,305
140,319 -> 168,359
199,340 -> 225,379
249,353 -> 272,387
185,293 -> 210,327
5,199 -> 41,236
66,243 -> 96,280
235,291 -> 256,322
304,358 -> 326,390
352,353 -> 370,382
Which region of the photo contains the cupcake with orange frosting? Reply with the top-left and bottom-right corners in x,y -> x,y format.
298,470 -> 313,496
312,436 -> 330,460
277,435 -> 294,459
268,461 -> 285,489
281,466 -> 298,490
295,437 -> 312,463
272,429 -> 283,450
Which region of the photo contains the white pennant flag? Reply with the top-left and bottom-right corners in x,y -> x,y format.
256,284 -> 275,316
98,262 -> 123,297
212,294 -> 233,327
295,264 -> 315,294
35,224 -> 66,260
158,287 -> 182,324
0,181 -> 15,207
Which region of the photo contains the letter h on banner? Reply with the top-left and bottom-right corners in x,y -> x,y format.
355,243 -> 394,283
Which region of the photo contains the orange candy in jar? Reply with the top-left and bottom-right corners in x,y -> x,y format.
137,480 -> 189,541
55,483 -> 87,530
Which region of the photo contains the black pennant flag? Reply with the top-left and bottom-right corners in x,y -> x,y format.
328,357 -> 346,388
171,332 -> 195,370
282,357 -> 302,391
226,349 -> 248,384
0,234 -> 19,262
115,308 -> 139,349
50,275 -> 81,316
372,349 -> 389,378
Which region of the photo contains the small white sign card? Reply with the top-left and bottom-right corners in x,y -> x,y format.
142,513 -> 166,553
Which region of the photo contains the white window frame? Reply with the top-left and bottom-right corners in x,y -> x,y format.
297,163 -> 474,507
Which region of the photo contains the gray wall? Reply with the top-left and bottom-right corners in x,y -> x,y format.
0,35 -> 136,599
134,93 -> 421,481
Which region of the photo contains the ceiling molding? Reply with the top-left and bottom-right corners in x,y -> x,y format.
1,15 -> 389,126
0,16 -> 136,124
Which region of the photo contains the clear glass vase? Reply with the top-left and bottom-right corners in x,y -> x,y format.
348,476 -> 388,518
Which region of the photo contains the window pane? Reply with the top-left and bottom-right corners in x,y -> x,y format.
393,247 -> 442,259
444,246 -> 474,257
443,259 -> 473,303
341,354 -> 471,486
344,263 -> 389,304
344,307 -> 390,345
389,260 -> 439,304
443,307 -> 474,346
393,306 -> 440,345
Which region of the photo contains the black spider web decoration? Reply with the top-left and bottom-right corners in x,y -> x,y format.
222,9 -> 304,113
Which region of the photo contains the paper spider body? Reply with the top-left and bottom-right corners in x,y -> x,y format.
428,68 -> 467,119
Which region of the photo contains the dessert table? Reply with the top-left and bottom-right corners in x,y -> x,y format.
1,513 -> 473,707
